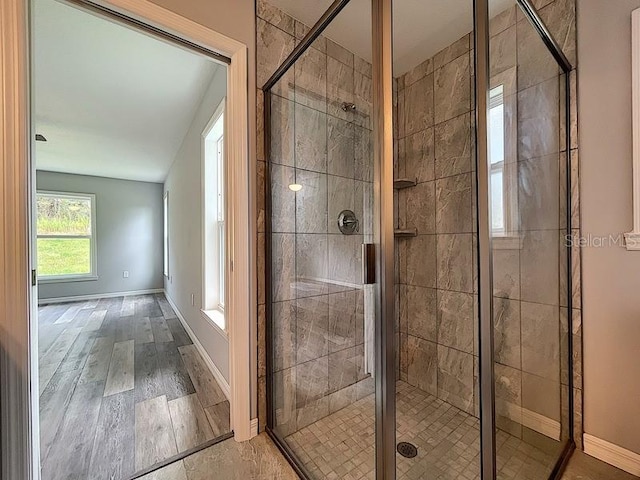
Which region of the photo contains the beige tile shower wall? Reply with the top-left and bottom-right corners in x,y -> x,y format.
395,0 -> 581,444
256,0 -> 375,434
395,32 -> 477,417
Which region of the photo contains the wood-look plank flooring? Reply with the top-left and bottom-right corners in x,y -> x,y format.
38,294 -> 231,480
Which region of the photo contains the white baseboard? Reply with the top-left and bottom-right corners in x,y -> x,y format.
584,433 -> 640,476
163,292 -> 231,402
521,408 -> 561,441
502,401 -> 561,441
38,288 -> 164,305
250,418 -> 259,436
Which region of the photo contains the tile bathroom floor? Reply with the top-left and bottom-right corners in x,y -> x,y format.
38,294 -> 231,480
132,388 -> 636,480
140,432 -> 639,480
284,381 -> 562,480
137,433 -> 299,480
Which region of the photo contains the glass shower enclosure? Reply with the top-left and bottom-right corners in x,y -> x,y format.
262,0 -> 575,478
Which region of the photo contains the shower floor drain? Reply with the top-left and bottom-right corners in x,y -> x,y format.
397,442 -> 418,458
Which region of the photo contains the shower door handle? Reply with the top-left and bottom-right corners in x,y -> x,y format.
362,243 -> 375,285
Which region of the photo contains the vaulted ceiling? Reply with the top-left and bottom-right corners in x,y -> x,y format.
33,0 -> 224,183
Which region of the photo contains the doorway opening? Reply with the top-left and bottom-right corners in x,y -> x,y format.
30,0 -> 240,478
0,0 -> 253,477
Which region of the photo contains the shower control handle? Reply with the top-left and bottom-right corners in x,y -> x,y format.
362,243 -> 375,285
338,209 -> 359,235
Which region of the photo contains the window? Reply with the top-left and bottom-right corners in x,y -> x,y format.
488,69 -> 520,248
489,85 -> 506,234
202,100 -> 226,331
216,133 -> 225,308
164,191 -> 169,277
36,191 -> 97,282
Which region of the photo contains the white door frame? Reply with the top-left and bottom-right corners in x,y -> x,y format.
0,0 -> 254,478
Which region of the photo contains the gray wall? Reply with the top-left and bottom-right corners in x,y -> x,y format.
164,67 -> 229,382
147,0 -> 259,417
578,0 -> 640,455
149,0 -> 256,412
37,171 -> 164,300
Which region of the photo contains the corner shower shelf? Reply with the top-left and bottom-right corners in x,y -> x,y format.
394,178 -> 417,189
394,229 -> 417,237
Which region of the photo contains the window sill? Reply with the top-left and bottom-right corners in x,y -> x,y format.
492,235 -> 523,250
38,274 -> 98,284
201,309 -> 227,338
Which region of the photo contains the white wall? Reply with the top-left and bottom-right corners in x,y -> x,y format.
578,0 -> 640,455
36,171 -> 164,300
164,67 -> 230,382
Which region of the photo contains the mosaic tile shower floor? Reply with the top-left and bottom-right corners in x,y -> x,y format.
285,381 -> 560,480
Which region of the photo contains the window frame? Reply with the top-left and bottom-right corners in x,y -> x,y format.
216,133 -> 225,310
489,84 -> 506,234
201,98 -> 226,333
36,190 -> 98,283
164,190 -> 169,278
489,68 -> 520,248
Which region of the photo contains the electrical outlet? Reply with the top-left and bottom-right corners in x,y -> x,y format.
191,293 -> 195,306
123,271 -> 129,278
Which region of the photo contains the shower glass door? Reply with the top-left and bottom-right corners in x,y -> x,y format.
488,1 -> 575,478
264,2 -> 379,478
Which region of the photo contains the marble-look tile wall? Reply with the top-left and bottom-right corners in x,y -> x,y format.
256,0 -> 375,436
394,0 -> 582,445
395,31 -> 477,417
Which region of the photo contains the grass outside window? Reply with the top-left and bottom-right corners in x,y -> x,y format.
37,238 -> 91,276
36,191 -> 96,281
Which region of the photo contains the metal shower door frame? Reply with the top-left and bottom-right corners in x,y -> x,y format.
262,0 -> 575,478
475,0 -> 575,478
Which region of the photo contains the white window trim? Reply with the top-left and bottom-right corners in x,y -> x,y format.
163,191 -> 169,277
0,3 -> 253,477
36,190 -> 98,283
216,132 -> 225,311
201,308 -> 227,338
202,98 -> 226,321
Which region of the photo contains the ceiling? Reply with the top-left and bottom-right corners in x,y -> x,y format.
33,0 -> 224,183
268,0 -> 514,75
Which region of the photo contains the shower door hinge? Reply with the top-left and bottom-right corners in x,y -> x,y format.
362,243 -> 376,285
